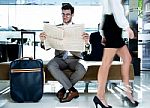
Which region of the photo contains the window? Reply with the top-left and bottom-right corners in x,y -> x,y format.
0,5 -> 102,31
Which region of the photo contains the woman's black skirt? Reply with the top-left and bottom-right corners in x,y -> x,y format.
102,14 -> 125,48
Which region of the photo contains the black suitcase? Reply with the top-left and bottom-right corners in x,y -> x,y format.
9,31 -> 44,102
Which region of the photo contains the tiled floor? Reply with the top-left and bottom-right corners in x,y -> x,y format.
0,71 -> 150,108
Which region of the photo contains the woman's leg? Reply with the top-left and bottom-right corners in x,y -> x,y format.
97,48 -> 117,106
116,45 -> 135,101
116,45 -> 132,85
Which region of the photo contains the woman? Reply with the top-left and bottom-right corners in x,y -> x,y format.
93,0 -> 139,108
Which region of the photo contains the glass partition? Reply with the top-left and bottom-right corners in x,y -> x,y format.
142,0 -> 150,32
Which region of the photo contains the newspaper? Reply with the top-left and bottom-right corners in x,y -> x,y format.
43,24 -> 85,51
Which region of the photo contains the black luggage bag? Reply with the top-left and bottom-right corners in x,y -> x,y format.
10,57 -> 44,102
9,31 -> 44,102
82,32 -> 104,61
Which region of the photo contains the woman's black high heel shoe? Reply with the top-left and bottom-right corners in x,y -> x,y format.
122,95 -> 139,107
120,84 -> 139,107
93,96 -> 112,108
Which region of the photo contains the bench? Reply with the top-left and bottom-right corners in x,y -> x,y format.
0,61 -> 134,93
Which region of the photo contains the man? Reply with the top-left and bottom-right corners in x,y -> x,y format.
39,3 -> 89,103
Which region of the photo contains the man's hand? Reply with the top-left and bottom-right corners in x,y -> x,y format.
39,32 -> 47,42
82,32 -> 90,44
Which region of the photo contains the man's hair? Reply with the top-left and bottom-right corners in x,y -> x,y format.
61,3 -> 74,14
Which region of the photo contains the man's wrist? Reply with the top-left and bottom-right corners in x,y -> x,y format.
85,43 -> 90,48
40,41 -> 45,49
40,41 -> 44,46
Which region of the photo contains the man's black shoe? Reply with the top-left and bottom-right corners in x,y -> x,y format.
60,90 -> 79,103
56,88 -> 66,99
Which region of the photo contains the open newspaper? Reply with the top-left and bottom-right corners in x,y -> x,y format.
43,24 -> 85,51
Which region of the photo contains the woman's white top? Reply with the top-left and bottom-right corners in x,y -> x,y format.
102,0 -> 129,30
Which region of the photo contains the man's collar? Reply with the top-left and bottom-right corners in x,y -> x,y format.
63,22 -> 74,25
56,22 -> 74,27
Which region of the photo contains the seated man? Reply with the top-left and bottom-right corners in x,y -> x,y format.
39,3 -> 90,103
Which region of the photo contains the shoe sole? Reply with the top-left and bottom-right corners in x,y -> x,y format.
59,95 -> 79,103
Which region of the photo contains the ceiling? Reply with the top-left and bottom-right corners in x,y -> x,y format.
0,0 -> 102,5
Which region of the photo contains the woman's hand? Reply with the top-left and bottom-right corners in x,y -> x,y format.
101,36 -> 106,46
82,32 -> 90,44
39,32 -> 47,42
126,27 -> 134,39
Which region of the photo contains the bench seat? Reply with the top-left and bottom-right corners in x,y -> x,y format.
44,61 -> 134,81
0,61 -> 134,93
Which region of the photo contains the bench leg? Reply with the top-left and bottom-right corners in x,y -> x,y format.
84,81 -> 90,93
107,81 -> 117,90
0,87 -> 10,95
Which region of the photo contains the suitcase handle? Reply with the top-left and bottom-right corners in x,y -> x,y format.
19,57 -> 33,60
21,31 -> 36,59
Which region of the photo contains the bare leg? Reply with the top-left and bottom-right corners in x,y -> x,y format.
116,45 -> 131,85
97,48 -> 117,106
116,45 -> 135,102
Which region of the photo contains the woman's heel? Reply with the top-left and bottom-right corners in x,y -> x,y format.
121,84 -> 139,107
94,103 -> 98,108
93,96 -> 112,108
122,96 -> 139,107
